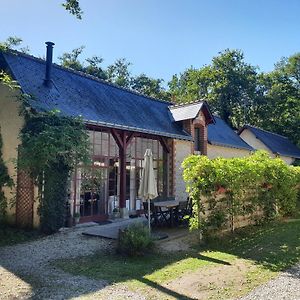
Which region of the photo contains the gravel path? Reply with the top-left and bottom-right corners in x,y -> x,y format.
0,226 -> 145,300
239,263 -> 300,300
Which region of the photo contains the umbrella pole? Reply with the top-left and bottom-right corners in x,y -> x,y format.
148,198 -> 151,234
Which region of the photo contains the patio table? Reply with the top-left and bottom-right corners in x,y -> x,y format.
154,200 -> 179,227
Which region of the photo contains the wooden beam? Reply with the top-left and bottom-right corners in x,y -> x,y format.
110,128 -> 124,149
125,132 -> 135,148
159,137 -> 170,153
119,131 -> 127,209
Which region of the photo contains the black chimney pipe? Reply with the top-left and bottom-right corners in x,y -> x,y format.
44,41 -> 55,87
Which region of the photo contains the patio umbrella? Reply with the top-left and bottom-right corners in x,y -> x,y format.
138,149 -> 158,232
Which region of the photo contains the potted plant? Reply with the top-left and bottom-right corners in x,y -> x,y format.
112,207 -> 120,219
74,212 -> 80,224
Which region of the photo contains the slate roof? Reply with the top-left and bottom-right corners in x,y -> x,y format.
169,101 -> 215,124
0,50 -> 191,140
208,116 -> 253,151
239,125 -> 300,159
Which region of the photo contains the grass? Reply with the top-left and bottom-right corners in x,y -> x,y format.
55,219 -> 300,299
207,218 -> 300,271
0,224 -> 41,247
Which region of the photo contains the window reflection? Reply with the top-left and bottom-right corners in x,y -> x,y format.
73,129 -> 169,219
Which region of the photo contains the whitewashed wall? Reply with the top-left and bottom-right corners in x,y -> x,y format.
239,129 -> 295,165
207,144 -> 251,159
174,139 -> 193,202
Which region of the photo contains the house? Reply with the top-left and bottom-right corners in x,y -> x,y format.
207,116 -> 253,159
0,42 -> 252,228
239,125 -> 300,165
168,103 -> 253,201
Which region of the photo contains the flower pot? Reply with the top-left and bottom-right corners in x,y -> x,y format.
112,212 -> 120,219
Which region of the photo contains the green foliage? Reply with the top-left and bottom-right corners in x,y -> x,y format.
182,151 -> 300,234
258,56 -> 300,146
0,224 -> 41,247
117,223 -> 154,256
168,49 -> 261,128
39,161 -> 69,234
0,36 -> 29,54
168,49 -> 300,146
62,0 -> 83,19
58,46 -> 107,80
58,47 -> 169,99
0,128 -> 14,221
19,112 -> 90,233
0,71 -> 20,90
20,112 -> 90,179
106,58 -> 132,88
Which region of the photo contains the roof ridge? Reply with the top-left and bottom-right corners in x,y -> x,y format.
169,99 -> 205,109
245,124 -> 288,139
2,49 -> 172,106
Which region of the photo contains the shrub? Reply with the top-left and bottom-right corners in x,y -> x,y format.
117,223 -> 154,256
182,151 -> 300,234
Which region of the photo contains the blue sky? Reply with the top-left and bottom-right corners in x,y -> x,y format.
1,0 -> 300,84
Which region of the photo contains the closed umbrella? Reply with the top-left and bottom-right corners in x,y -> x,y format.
138,149 -> 158,232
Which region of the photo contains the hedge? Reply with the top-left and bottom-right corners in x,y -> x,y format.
182,151 -> 300,234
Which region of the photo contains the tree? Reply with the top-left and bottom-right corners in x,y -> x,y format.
257,55 -> 300,146
58,47 -> 168,99
106,58 -> 132,88
131,74 -> 168,99
58,46 -> 107,80
0,36 -> 29,53
62,0 -> 83,19
168,49 -> 261,128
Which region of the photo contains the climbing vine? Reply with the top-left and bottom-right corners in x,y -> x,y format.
0,127 -> 14,222
19,112 -> 90,233
182,151 -> 300,236
0,67 -> 90,232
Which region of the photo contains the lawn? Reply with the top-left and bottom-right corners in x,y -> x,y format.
55,219 -> 300,299
0,224 -> 41,247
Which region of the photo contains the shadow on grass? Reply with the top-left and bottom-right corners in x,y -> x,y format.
3,220 -> 299,299
53,244 -> 232,299
200,219 -> 300,274
0,224 -> 42,247
139,277 -> 197,300
53,220 -> 300,299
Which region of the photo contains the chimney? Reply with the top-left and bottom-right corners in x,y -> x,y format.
44,41 -> 55,87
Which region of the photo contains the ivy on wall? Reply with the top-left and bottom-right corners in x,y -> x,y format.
0,127 -> 14,222
19,112 -> 90,233
182,151 -> 300,236
0,68 -> 90,232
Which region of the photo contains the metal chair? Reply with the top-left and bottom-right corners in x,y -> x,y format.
177,197 -> 193,225
143,201 -> 164,227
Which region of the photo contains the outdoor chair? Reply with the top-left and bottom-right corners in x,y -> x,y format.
176,197 -> 193,225
143,201 -> 165,227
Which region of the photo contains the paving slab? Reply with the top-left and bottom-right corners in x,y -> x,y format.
82,217 -> 147,239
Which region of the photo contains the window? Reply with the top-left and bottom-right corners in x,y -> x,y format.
194,127 -> 201,152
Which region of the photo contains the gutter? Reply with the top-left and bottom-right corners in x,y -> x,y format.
84,119 -> 193,141
208,140 -> 254,151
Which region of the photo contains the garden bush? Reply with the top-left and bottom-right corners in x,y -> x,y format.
117,223 -> 154,256
182,151 -> 300,234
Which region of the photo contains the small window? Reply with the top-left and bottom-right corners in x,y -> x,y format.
194,127 -> 201,152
